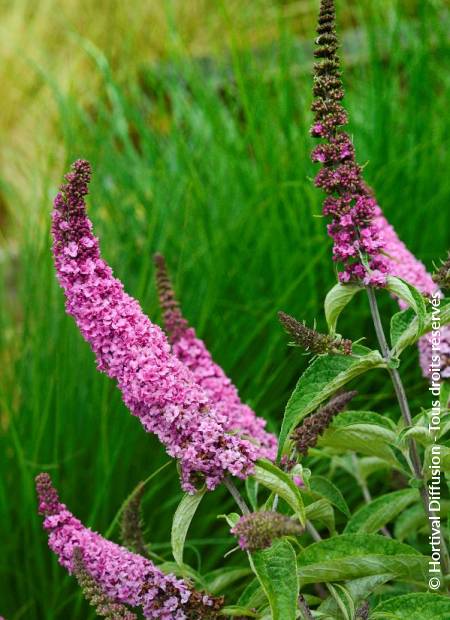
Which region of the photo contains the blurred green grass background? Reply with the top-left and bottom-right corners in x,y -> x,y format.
1,0 -> 449,617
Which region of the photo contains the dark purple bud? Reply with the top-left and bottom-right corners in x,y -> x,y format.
35,473 -> 62,517
292,391 -> 357,457
356,601 -> 370,620
153,253 -> 189,341
278,311 -> 352,355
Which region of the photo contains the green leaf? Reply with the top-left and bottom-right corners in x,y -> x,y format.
344,489 -> 419,534
386,276 -> 427,334
309,475 -> 351,518
318,424 -> 403,470
324,283 -> 362,334
397,423 -> 434,447
318,574 -> 395,618
204,567 -> 252,595
392,298 -> 450,357
219,606 -> 258,617
297,534 -> 428,585
335,455 -> 390,481
390,308 -> 415,349
332,410 -> 396,431
171,489 -> 205,566
305,499 -> 335,534
238,578 -> 266,607
394,500 -> 450,541
394,503 -> 427,541
250,539 -> 299,620
254,460 -> 305,525
245,477 -> 259,511
372,593 -> 450,619
278,346 -> 385,457
358,457 -> 390,479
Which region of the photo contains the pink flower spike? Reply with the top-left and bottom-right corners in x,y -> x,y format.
51,160 -> 258,492
35,474 -> 222,619
153,254 -> 277,461
310,1 -> 387,285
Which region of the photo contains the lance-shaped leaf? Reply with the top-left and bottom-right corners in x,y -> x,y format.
297,535 -> 429,585
392,299 -> 450,357
318,422 -> 406,471
171,489 -> 206,566
324,283 -> 363,334
278,345 -> 385,458
219,606 -> 258,617
305,499 -> 335,534
253,460 -> 305,525
249,539 -> 299,620
344,489 -> 419,534
309,475 -> 350,518
318,574 -> 395,618
372,593 -> 450,619
390,308 -> 415,349
386,276 -> 427,333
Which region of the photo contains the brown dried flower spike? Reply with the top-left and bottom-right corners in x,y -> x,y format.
72,547 -> 137,620
432,252 -> 450,291
278,311 -> 352,355
292,390 -> 357,457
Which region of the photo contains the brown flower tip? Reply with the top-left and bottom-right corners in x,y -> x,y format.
35,473 -> 61,517
184,590 -> 224,620
153,253 -> 188,341
432,252 -> 450,291
73,548 -> 137,619
120,483 -> 148,558
278,311 -> 352,355
356,601 -> 369,620
292,390 -> 357,457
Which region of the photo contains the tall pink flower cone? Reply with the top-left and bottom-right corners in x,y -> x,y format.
36,474 -> 222,619
311,0 -> 449,380
51,160 -> 259,491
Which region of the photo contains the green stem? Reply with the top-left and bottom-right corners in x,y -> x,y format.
366,287 -> 450,575
224,477 -> 250,515
306,521 -> 322,543
351,454 -> 391,537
